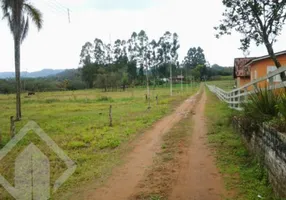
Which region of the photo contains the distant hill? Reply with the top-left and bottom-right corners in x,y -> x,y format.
0,69 -> 64,78
50,69 -> 81,80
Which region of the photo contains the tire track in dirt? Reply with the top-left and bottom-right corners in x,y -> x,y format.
81,92 -> 201,200
169,90 -> 226,200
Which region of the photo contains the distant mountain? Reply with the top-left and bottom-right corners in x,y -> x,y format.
0,69 -> 65,78
50,69 -> 81,80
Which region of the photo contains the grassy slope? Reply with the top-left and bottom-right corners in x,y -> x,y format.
205,87 -> 282,200
0,84 -> 198,199
207,79 -> 236,91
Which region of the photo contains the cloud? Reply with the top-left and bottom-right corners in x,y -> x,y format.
1,0 -> 286,72
90,0 -> 160,10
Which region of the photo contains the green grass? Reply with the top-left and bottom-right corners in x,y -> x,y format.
0,84 -> 199,199
207,79 -> 236,91
205,87 -> 282,200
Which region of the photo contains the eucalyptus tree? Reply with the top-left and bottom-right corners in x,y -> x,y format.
114,39 -> 122,63
158,31 -> 173,96
127,32 -> 139,61
1,0 -> 43,120
183,47 -> 206,69
93,38 -> 106,65
137,30 -> 152,106
79,42 -> 94,66
104,43 -> 113,65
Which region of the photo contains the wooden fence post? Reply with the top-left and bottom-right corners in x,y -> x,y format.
269,77 -> 274,89
244,88 -> 248,102
109,105 -> 112,127
237,89 -> 241,109
156,95 -> 158,105
10,116 -> 15,138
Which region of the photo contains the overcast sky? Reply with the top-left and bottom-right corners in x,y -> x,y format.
1,0 -> 286,72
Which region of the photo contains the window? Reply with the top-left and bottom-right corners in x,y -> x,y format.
267,66 -> 282,82
251,71 -> 253,81
254,70 -> 257,80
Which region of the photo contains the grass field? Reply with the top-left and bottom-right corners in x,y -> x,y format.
207,78 -> 236,91
0,84 -> 199,199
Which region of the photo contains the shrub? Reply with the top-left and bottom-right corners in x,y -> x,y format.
277,93 -> 286,121
45,98 -> 60,103
242,88 -> 280,123
67,141 -> 87,149
96,96 -> 113,102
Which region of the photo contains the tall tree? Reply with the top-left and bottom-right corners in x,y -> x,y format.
94,38 -> 106,65
79,42 -> 94,66
1,0 -> 43,120
215,0 -> 286,80
183,47 -> 206,69
104,43 -> 113,65
81,63 -> 98,88
127,32 -> 139,61
114,39 -> 122,63
171,33 -> 180,64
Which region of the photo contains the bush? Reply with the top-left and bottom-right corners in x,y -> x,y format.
96,96 -> 113,102
241,88 -> 286,133
242,88 -> 280,123
277,93 -> 286,121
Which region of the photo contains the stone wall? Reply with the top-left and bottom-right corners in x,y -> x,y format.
233,118 -> 286,198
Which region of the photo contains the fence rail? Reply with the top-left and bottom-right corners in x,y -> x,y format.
206,67 -> 286,110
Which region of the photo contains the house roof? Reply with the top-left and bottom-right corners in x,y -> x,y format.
233,57 -> 256,78
244,50 -> 286,67
233,50 -> 286,79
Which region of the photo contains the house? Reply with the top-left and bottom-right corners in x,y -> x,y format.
233,57 -> 255,88
234,50 -> 286,88
245,50 -> 286,88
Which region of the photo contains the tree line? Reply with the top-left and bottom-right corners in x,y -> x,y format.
0,63 -> 232,94
79,30 -> 233,91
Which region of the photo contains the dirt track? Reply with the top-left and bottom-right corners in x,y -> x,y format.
169,90 -> 225,200
81,89 -> 226,200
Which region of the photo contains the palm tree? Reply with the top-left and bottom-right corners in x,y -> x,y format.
1,0 -> 43,120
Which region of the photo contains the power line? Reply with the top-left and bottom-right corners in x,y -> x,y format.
38,0 -> 71,23
39,0 -> 67,15
50,0 -> 68,10
45,0 -> 67,13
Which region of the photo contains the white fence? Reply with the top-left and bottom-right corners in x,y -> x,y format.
206,67 -> 286,110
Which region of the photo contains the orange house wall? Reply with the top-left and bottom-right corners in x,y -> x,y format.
237,77 -> 251,88
250,54 -> 286,89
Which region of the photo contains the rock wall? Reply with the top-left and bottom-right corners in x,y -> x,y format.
233,118 -> 286,198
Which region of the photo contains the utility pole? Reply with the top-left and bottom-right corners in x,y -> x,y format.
145,58 -> 150,108
181,67 -> 183,92
170,63 -> 173,96
142,52 -> 150,108
67,8 -> 71,23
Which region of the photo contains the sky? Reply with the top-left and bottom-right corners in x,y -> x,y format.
1,0 -> 286,72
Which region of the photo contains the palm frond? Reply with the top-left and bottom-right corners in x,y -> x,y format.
1,0 -> 14,33
21,16 -> 29,43
23,2 -> 43,30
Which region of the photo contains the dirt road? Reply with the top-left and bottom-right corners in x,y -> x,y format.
169,91 -> 226,200
80,89 -> 226,200
83,92 -> 200,200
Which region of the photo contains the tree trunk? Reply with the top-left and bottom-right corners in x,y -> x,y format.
14,38 -> 21,121
265,40 -> 286,81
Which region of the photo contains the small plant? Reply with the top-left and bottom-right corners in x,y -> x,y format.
96,96 -> 113,102
277,93 -> 286,121
242,88 -> 280,123
45,98 -> 60,104
67,141 -> 87,149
